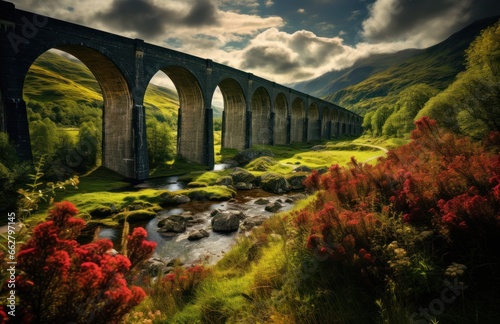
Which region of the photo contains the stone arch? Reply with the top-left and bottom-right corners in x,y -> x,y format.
155,65 -> 205,164
274,92 -> 288,145
307,103 -> 320,142
291,98 -> 305,143
251,87 -> 271,145
217,78 -> 246,150
23,45 -> 135,177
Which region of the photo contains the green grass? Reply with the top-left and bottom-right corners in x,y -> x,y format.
169,238 -> 287,323
252,138 -> 385,170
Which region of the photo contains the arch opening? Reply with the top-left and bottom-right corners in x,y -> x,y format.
216,78 -> 246,151
143,71 -> 179,170
22,48 -> 134,177
159,66 -> 205,164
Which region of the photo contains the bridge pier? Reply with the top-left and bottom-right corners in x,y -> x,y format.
286,115 -> 291,145
245,110 -> 252,149
132,103 -> 149,180
204,107 -> 214,168
4,98 -> 32,162
269,111 -> 275,146
303,117 -> 308,142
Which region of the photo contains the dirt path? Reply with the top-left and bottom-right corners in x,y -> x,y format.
352,143 -> 389,163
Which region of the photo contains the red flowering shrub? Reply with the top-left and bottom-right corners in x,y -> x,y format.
290,117 -> 500,317
0,201 -> 156,323
301,118 -> 500,258
127,227 -> 157,270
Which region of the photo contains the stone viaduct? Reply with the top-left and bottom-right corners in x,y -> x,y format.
0,1 -> 362,180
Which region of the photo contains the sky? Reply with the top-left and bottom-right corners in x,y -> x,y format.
11,0 -> 500,85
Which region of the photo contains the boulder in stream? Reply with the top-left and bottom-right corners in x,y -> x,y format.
231,167 -> 256,184
211,211 -> 245,233
234,182 -> 253,190
188,229 -> 210,241
157,213 -> 194,234
265,201 -> 283,213
215,176 -> 234,186
286,172 -> 308,191
254,198 -> 270,205
159,193 -> 191,206
259,172 -> 291,194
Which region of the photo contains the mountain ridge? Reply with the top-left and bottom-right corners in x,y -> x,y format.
292,15 -> 500,115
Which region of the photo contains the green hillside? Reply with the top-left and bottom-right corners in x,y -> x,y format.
294,16 -> 500,116
292,48 -> 420,99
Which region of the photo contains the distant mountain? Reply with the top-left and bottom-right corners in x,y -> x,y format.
292,48 -> 420,98
293,16 -> 500,115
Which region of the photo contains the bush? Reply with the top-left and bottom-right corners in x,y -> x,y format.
292,117 -> 500,321
0,201 -> 156,323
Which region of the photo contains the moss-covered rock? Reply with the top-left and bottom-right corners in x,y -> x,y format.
178,171 -> 205,183
286,172 -> 308,191
158,192 -> 191,206
113,209 -> 157,223
234,149 -> 274,165
246,156 -> 279,171
187,181 -> 209,188
89,206 -> 115,218
231,167 -> 256,184
183,186 -> 237,201
215,176 -> 233,186
259,172 -> 291,194
211,211 -> 243,232
127,201 -> 156,211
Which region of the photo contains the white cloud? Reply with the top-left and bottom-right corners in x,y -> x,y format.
226,28 -> 353,82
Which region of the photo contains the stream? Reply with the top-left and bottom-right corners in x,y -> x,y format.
99,165 -> 303,266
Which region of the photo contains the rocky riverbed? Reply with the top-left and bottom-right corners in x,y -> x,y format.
98,189 -> 305,268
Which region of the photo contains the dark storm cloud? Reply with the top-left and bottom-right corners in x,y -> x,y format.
469,0 -> 500,22
97,0 -> 176,37
363,0 -> 500,43
241,46 -> 300,73
184,0 -> 219,27
97,0 -> 219,38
